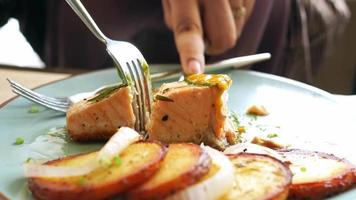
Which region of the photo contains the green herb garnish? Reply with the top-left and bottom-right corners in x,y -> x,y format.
99,158 -> 111,167
162,88 -> 170,94
267,133 -> 278,138
28,105 -> 39,113
78,177 -> 86,185
112,156 -> 122,166
246,114 -> 258,121
229,112 -> 240,128
125,73 -> 133,86
300,166 -> 307,172
155,95 -> 174,102
88,84 -> 126,103
230,112 -> 247,134
25,157 -> 33,163
14,137 -> 24,145
141,60 -> 150,80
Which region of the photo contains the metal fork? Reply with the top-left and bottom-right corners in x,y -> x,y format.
65,0 -> 152,134
7,53 -> 271,113
7,78 -> 118,113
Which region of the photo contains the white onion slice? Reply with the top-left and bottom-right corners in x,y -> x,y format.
24,127 -> 141,178
224,143 -> 284,161
166,146 -> 234,200
97,127 -> 141,163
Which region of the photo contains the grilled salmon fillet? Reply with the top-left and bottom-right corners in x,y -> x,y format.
147,74 -> 238,150
66,85 -> 135,142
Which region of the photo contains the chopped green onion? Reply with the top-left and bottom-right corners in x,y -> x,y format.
98,158 -> 111,167
25,157 -> 33,163
229,112 -> 240,127
300,166 -> 307,172
267,133 -> 278,138
78,177 -> 86,185
14,137 -> 24,145
28,105 -> 39,113
112,156 -> 122,166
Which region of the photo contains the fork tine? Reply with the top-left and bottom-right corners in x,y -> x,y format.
7,79 -> 71,107
9,83 -> 70,109
133,60 -> 146,132
127,61 -> 145,132
7,78 -> 69,103
11,87 -> 69,110
132,59 -> 149,131
136,59 -> 152,114
12,89 -> 67,113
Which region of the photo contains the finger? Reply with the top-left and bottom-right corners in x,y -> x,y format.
244,0 -> 256,19
229,0 -> 255,43
230,0 -> 245,41
169,0 -> 205,74
162,0 -> 172,29
204,0 -> 237,55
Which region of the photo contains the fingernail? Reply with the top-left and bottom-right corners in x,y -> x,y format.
187,59 -> 202,74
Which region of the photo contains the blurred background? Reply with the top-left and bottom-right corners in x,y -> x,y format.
0,0 -> 355,95
311,0 -> 355,95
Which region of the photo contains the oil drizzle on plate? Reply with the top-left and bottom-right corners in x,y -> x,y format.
28,127 -> 70,161
27,127 -> 102,163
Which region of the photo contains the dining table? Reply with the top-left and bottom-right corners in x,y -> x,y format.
0,65 -> 88,106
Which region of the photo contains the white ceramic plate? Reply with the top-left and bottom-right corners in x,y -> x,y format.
0,66 -> 355,199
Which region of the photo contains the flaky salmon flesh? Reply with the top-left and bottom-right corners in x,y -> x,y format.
147,81 -> 238,150
66,74 -> 238,149
66,85 -> 135,142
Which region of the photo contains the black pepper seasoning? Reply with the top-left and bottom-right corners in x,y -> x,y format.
161,115 -> 169,121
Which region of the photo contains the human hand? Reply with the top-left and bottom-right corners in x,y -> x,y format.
162,0 -> 255,74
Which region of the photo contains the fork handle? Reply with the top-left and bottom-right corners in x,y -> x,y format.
65,0 -> 108,44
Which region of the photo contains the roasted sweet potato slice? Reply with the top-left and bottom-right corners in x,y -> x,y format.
28,141 -> 166,200
221,153 -> 292,200
127,143 -> 211,200
278,149 -> 356,200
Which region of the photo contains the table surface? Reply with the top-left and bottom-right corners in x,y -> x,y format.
0,66 -> 87,105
